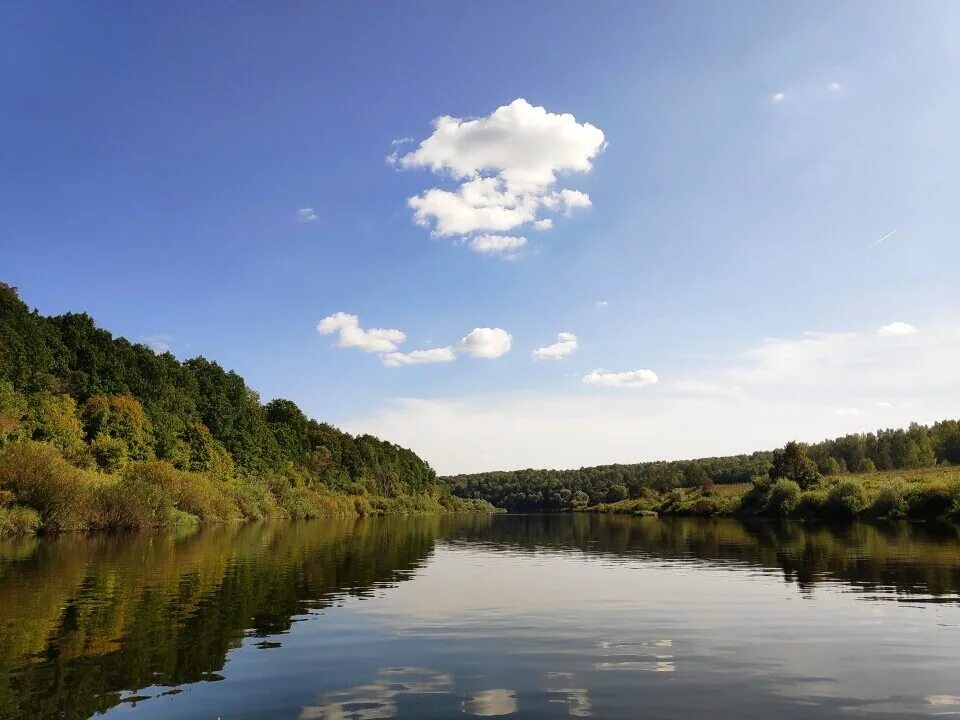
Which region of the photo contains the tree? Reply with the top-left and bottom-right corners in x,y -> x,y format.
769,442 -> 821,489
31,393 -> 88,465
606,483 -> 628,502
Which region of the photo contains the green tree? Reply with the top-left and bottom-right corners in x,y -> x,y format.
769,442 -> 821,489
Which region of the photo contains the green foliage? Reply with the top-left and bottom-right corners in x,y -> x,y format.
30,393 -> 88,464
827,479 -> 869,518
0,442 -> 97,532
873,480 -> 908,519
0,505 -> 41,536
767,479 -> 802,517
769,442 -> 821,489
0,381 -> 29,445
0,284 -> 460,534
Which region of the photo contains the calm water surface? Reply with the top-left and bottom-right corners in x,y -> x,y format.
2,514 -> 960,719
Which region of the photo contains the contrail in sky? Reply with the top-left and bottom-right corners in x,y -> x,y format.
872,228 -> 899,247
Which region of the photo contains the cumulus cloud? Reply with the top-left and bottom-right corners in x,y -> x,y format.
583,368 -> 659,389
877,321 -> 918,337
317,312 -> 406,354
457,328 -> 512,358
532,332 -> 578,360
318,313 -> 511,367
466,233 -> 527,256
297,208 -> 318,223
771,92 -> 786,104
382,347 -> 457,367
394,98 -> 604,248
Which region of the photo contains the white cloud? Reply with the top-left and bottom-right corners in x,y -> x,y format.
466,233 -> 527,256
559,189 -> 592,214
583,368 -> 659,389
533,332 -> 578,360
382,347 -> 457,367
297,208 -> 318,223
771,92 -> 786,104
457,328 -> 512,358
395,98 -> 604,245
141,334 -> 174,353
828,82 -> 841,92
340,323 -> 960,473
317,312 -> 406,354
877,321 -> 918,337
595,300 -> 609,308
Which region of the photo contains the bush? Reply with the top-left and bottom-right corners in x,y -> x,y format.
827,479 -> 868,518
176,472 -> 240,523
90,435 -> 128,472
0,505 -> 41,536
766,479 -> 801,517
907,480 -> 960,519
873,480 -> 908,519
0,442 -> 96,532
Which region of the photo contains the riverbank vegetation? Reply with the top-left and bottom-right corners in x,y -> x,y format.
447,426 -> 960,523
0,284 -> 494,535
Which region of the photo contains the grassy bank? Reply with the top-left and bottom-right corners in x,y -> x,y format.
0,442 -> 498,537
587,466 -> 960,522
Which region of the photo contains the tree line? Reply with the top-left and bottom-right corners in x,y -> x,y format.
0,283 -> 490,533
445,421 -> 960,512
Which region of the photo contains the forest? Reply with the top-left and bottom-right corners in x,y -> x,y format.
445,421 -> 960,521
0,283 -> 493,535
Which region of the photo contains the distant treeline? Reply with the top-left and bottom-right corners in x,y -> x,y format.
445,421 -> 960,511
0,283 -> 492,534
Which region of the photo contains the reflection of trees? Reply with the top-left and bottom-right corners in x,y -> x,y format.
0,517 -> 442,720
444,514 -> 960,600
1,515 -> 960,719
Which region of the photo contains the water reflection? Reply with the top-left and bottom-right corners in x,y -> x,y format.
0,515 -> 958,719
301,667 -> 453,720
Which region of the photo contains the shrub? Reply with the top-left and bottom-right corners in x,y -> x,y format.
176,472 -> 240,523
873,480 -> 908,519
90,435 -> 128,472
827,478 -> 868,518
907,480 -> 960,519
0,505 -> 41,536
766,479 -> 801,517
93,475 -> 172,530
0,442 -> 96,532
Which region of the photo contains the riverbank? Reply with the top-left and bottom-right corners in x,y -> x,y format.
587,466 -> 960,522
0,442 -> 498,537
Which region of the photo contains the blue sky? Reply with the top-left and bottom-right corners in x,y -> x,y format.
3,2 -> 959,473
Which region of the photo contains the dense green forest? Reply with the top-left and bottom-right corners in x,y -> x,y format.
445,421 -> 960,520
0,283 -> 493,535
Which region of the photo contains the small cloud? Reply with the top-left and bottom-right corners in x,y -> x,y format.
297,208 -> 318,223
532,332 -> 578,360
317,312 -> 406,353
466,234 -> 527,257
876,401 -> 895,409
382,347 -> 456,367
877,322 -> 918,338
828,82 -> 841,92
391,137 -> 414,146
771,92 -> 786,104
457,328 -> 512,358
559,189 -> 592,215
595,300 -> 609,309
583,368 -> 658,389
532,218 -> 553,231
835,407 -> 864,416
141,334 -> 174,353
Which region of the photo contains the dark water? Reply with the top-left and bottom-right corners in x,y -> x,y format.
2,516 -> 960,719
